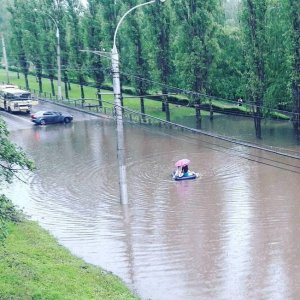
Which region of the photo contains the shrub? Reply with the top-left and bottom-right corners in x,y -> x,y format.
0,194 -> 21,242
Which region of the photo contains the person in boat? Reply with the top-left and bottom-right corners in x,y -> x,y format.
182,165 -> 196,177
182,165 -> 189,177
174,166 -> 183,177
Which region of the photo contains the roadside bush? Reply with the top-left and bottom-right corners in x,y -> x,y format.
0,194 -> 21,242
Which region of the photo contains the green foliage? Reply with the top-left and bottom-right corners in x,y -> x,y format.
172,0 -> 220,96
1,0 -> 298,127
0,117 -> 33,241
66,0 -> 87,91
83,0 -> 105,88
0,194 -> 21,242
211,26 -> 245,99
0,119 -> 34,184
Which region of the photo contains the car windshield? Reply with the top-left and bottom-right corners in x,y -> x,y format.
9,93 -> 31,100
34,111 -> 46,116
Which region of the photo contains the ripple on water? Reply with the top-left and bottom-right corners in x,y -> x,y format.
6,122 -> 300,300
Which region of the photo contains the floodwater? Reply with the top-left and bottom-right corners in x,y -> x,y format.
4,113 -> 300,300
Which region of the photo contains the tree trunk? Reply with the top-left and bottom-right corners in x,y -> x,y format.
97,88 -> 102,108
38,75 -> 43,94
292,83 -> 300,137
163,95 -> 170,122
24,73 -> 29,90
289,0 -> 300,137
140,96 -> 146,122
80,84 -> 85,100
195,96 -> 202,129
253,103 -> 262,139
162,100 -> 166,112
64,73 -> 69,99
50,77 -> 55,96
209,99 -> 214,120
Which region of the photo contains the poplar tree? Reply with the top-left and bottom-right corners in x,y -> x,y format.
7,0 -> 30,90
241,0 -> 267,139
22,0 -> 44,94
287,0 -> 300,136
172,0 -> 220,128
37,0 -> 67,98
66,0 -> 86,99
121,0 -> 151,117
147,1 -> 172,121
84,0 -> 105,106
263,1 -> 292,111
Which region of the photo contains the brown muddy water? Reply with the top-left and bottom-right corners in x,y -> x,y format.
4,116 -> 300,300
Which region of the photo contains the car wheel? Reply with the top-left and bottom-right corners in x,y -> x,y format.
64,117 -> 71,123
40,119 -> 46,125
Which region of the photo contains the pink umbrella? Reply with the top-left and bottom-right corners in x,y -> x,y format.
175,158 -> 190,167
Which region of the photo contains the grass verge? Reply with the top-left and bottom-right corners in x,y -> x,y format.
0,68 -> 290,121
0,220 -> 139,300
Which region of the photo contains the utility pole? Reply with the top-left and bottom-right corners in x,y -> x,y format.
111,44 -> 128,204
111,0 -> 167,204
56,26 -> 62,100
1,33 -> 10,84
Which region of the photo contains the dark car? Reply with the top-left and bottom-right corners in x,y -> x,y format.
31,111 -> 73,125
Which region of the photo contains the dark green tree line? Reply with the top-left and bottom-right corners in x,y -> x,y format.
2,0 -> 300,137
287,0 -> 300,136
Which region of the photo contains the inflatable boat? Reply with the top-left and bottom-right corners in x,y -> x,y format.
174,174 -> 197,181
172,172 -> 199,181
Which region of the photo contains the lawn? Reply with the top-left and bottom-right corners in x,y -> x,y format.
0,69 -> 210,122
0,68 -> 290,121
0,220 -> 139,300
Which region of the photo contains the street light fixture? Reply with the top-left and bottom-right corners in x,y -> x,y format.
0,33 -> 9,83
112,0 -> 167,204
34,9 -> 62,100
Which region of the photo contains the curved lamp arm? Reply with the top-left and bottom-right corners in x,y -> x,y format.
113,0 -> 166,49
33,9 -> 59,29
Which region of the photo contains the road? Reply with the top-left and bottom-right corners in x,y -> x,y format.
3,98 -> 300,300
0,100 -> 100,131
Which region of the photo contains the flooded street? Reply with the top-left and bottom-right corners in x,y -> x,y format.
4,110 -> 300,299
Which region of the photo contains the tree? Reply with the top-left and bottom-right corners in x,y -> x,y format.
83,0 -> 105,106
66,0 -> 86,99
99,0 -> 122,50
287,0 -> 300,136
21,0 -> 44,94
148,1 -> 172,121
172,0 -> 220,128
263,1 -> 292,112
121,0 -> 151,118
99,0 -> 124,109
30,0 -> 70,99
241,0 -> 267,139
0,118 -> 34,241
210,26 -> 245,100
7,0 -> 30,90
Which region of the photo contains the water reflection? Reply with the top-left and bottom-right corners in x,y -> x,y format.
180,114 -> 300,149
5,117 -> 300,300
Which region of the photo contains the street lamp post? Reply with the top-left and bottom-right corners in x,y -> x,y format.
55,25 -> 62,101
1,33 -> 10,84
34,10 -> 62,100
112,0 -> 166,204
